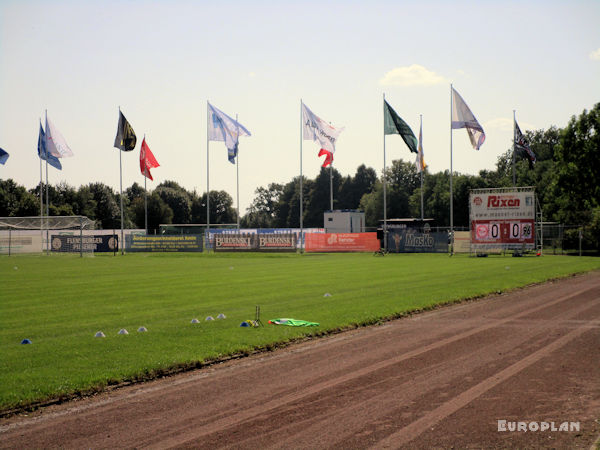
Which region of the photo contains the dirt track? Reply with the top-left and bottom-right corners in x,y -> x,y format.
2,272 -> 600,449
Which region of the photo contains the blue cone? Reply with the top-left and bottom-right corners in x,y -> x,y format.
21,339 -> 32,345
240,321 -> 250,327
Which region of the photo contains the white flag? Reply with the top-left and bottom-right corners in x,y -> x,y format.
207,103 -> 251,161
451,87 -> 485,150
45,117 -> 74,158
301,102 -> 344,154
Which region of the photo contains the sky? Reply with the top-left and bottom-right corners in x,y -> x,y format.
1,0 -> 599,216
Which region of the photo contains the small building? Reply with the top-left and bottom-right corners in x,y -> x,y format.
324,210 -> 365,233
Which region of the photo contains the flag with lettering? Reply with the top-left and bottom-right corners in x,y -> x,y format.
140,137 -> 160,180
384,100 -> 418,153
114,110 -> 137,151
302,102 -> 344,167
451,87 -> 485,150
514,119 -> 536,169
38,122 -> 62,170
207,102 -> 251,164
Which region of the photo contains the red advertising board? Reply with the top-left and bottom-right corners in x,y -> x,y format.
305,232 -> 380,253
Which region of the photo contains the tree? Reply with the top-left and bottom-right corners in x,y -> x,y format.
131,192 -> 173,234
358,181 -> 383,228
155,185 -> 191,224
304,167 -> 342,227
337,164 -> 377,210
551,104 -> 600,225
385,159 -> 419,219
0,179 -> 40,217
244,183 -> 284,228
192,190 -> 236,225
88,183 -> 120,229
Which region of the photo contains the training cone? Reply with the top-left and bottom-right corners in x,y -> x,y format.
21,339 -> 32,345
95,331 -> 105,338
205,316 -> 214,321
240,321 -> 250,327
138,327 -> 148,332
191,318 -> 200,324
118,329 -> 129,335
217,313 -> 226,319
323,293 -> 332,297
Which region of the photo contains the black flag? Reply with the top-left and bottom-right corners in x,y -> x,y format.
114,111 -> 137,151
514,120 -> 536,169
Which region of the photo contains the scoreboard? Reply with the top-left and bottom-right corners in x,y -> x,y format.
469,189 -> 535,250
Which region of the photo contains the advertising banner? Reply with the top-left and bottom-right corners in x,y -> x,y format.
469,189 -> 535,249
126,235 -> 203,252
51,234 -> 118,253
305,232 -> 380,253
205,228 -> 323,250
213,233 -> 296,252
387,230 -> 448,253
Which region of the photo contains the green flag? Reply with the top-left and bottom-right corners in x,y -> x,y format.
384,100 -> 418,153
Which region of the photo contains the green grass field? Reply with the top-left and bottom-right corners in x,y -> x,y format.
1,252 -> 599,413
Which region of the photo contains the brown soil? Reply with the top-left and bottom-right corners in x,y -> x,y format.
1,272 -> 599,449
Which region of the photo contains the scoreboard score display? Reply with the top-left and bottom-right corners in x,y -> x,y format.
469,189 -> 535,250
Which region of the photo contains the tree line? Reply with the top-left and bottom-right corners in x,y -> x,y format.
1,103 -> 598,249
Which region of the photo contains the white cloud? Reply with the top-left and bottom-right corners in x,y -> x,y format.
379,64 -> 445,87
589,48 -> 600,61
248,72 -> 257,77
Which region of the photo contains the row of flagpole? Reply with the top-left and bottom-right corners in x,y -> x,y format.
27,87 -> 535,255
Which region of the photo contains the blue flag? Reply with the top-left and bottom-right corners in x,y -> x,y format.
38,123 -> 62,170
0,148 -> 8,165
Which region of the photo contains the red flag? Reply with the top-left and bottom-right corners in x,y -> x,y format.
140,138 -> 160,180
318,149 -> 333,168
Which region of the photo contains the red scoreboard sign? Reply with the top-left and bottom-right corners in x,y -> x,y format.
469,190 -> 535,249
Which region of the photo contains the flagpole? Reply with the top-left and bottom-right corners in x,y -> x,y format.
144,135 -> 148,235
39,121 -> 44,251
329,164 -> 333,211
118,107 -> 125,255
512,110 -> 516,187
383,93 -> 387,252
449,84 -> 454,255
420,114 -> 424,221
300,99 -> 304,253
236,114 -> 240,230
206,101 -> 210,234
45,110 -> 49,255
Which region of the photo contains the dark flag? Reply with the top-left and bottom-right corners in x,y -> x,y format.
114,111 -> 137,151
384,100 -> 418,153
514,120 -> 536,169
0,147 -> 8,165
